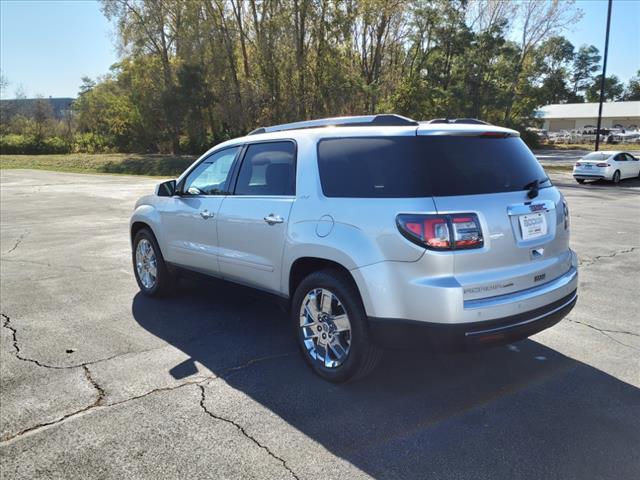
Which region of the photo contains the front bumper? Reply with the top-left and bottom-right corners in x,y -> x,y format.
369,289 -> 577,350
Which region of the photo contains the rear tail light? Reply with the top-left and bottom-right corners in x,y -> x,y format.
397,213 -> 483,250
596,163 -> 610,167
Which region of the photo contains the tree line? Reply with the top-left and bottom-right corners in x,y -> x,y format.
2,0 -> 639,155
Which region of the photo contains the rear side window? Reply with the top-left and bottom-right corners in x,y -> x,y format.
317,137 -> 432,197
317,136 -> 550,197
235,141 -> 296,196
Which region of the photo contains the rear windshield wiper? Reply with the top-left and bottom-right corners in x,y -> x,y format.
523,179 -> 540,199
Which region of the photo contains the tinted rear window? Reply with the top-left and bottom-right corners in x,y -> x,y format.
317,136 -> 550,197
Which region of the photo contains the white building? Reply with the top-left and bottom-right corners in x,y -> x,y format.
538,101 -> 640,131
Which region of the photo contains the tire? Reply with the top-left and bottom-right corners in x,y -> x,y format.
132,228 -> 174,297
612,170 -> 621,184
291,269 -> 382,383
576,179 -> 585,184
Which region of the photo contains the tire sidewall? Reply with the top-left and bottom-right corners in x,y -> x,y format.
292,270 -> 371,383
613,170 -> 621,183
132,229 -> 165,296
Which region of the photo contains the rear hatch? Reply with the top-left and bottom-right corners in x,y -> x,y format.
414,128 -> 572,301
574,152 -> 610,175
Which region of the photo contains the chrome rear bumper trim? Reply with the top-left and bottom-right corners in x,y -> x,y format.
464,266 -> 577,310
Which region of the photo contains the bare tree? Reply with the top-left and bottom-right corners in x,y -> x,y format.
504,0 -> 583,121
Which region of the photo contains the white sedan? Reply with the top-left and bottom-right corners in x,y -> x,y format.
573,151 -> 640,184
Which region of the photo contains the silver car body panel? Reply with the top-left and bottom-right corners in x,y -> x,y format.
131,123 -> 577,328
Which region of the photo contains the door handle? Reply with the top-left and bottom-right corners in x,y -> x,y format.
200,210 -> 214,219
263,213 -> 284,225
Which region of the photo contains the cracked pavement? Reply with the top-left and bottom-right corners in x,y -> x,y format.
1,169 -> 639,479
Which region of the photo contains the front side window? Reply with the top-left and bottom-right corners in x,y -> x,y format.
182,147 -> 240,195
234,142 -> 296,196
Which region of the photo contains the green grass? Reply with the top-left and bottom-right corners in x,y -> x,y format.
1,152 -> 576,177
542,164 -> 573,173
0,153 -> 196,177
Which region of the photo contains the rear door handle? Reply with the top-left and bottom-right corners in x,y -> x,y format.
200,210 -> 214,219
263,213 -> 284,225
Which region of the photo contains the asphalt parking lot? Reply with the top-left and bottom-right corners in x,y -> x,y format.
1,169 -> 639,479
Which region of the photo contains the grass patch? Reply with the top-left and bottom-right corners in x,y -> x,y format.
542,164 -> 573,173
0,153 -> 196,177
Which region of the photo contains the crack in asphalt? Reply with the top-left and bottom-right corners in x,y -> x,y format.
0,318 -> 295,446
4,231 -> 28,254
579,246 -> 639,268
566,317 -> 640,351
198,384 -> 300,480
0,257 -> 90,272
1,313 -> 145,370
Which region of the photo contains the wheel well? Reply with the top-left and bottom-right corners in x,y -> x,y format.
289,257 -> 355,297
131,221 -> 152,243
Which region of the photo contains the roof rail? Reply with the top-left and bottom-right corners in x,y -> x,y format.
425,118 -> 491,125
248,114 -> 418,135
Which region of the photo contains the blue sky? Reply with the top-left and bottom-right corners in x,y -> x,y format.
1,0 -> 639,99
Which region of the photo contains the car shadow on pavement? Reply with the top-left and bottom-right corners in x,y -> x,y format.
132,278 -> 640,479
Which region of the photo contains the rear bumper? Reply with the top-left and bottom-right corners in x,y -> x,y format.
573,173 -> 606,180
369,290 -> 577,350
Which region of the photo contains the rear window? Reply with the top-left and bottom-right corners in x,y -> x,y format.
583,152 -> 609,160
317,136 -> 550,197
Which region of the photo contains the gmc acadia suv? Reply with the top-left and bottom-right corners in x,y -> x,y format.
130,114 -> 578,382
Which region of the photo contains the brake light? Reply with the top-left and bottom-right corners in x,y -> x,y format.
596,163 -> 610,167
397,214 -> 483,250
479,131 -> 508,138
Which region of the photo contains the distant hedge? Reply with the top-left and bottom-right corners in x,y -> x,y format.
0,134 -> 71,154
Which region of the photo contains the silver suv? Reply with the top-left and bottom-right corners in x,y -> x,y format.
130,114 -> 578,382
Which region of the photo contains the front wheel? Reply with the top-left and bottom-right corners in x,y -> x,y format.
292,269 -> 382,382
576,178 -> 585,184
612,170 -> 621,184
132,228 -> 174,297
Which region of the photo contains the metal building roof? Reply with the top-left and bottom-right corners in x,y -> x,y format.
538,101 -> 640,119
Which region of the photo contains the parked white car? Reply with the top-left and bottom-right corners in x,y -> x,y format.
573,151 -> 640,184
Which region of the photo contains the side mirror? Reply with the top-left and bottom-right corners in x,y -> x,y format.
155,179 -> 177,197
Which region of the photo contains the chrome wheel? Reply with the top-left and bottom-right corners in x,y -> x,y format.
299,288 -> 352,368
135,238 -> 157,289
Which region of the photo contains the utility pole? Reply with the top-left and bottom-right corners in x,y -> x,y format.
595,0 -> 613,151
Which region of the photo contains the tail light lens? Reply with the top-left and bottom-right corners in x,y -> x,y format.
596,163 -> 610,167
397,213 -> 483,250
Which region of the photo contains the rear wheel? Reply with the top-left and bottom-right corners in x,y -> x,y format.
133,228 -> 174,297
576,179 -> 585,184
292,269 -> 382,382
612,170 -> 621,184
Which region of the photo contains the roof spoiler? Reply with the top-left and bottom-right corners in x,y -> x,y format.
425,118 -> 491,125
248,114 -> 418,135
